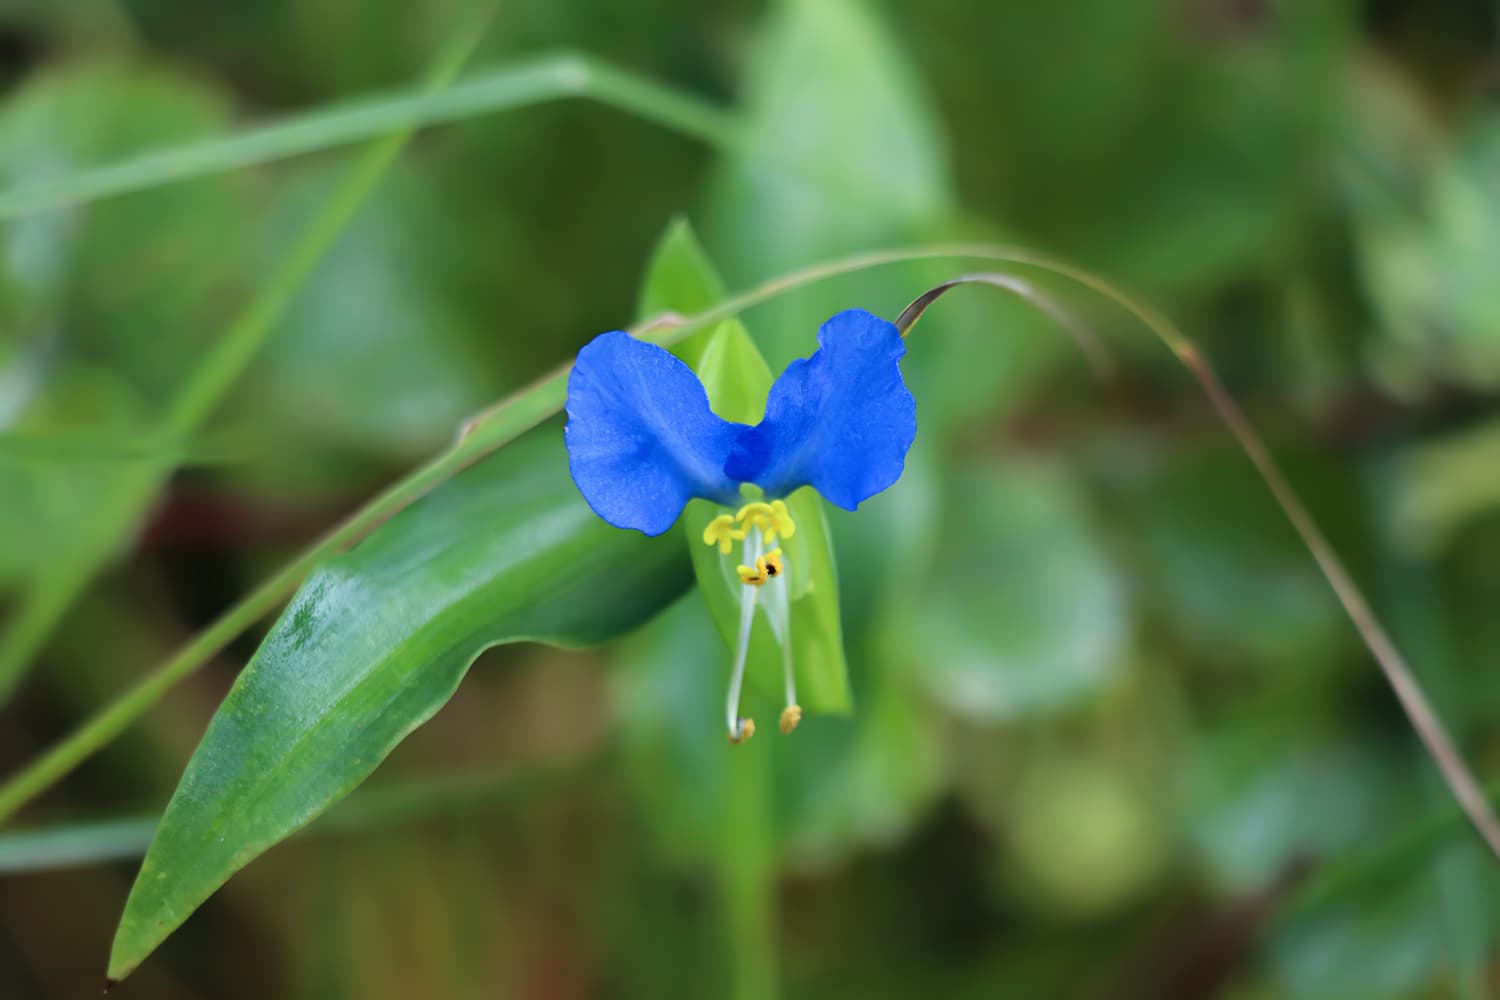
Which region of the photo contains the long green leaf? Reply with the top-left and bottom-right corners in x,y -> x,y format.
106,426 -> 691,982
0,52 -> 739,220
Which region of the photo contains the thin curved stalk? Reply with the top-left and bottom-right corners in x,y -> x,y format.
894,271 -> 1112,377
895,268 -> 1500,863
1,243 -> 1490,866
0,52 -> 740,220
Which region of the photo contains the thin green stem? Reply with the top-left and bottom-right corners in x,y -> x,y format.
0,52 -> 739,220
893,260 -> 1500,862
0,11 -> 494,704
0,242 -> 1488,868
721,745 -> 779,1000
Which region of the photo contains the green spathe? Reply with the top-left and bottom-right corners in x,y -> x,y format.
638,221 -> 852,719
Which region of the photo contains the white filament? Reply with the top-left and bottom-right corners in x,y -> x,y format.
725,529 -> 761,739
761,551 -> 796,709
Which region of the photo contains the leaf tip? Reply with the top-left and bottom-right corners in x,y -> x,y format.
107,929 -> 145,987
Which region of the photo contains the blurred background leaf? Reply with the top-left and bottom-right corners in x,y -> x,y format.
3,0 -> 1500,997
906,458 -> 1128,721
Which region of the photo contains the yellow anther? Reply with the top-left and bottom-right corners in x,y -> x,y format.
702,514 -> 745,555
737,500 -> 797,543
728,718 -> 756,744
779,705 -> 802,734
736,500 -> 774,528
768,500 -> 796,540
736,549 -> 783,587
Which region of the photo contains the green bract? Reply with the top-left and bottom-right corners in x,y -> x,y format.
640,222 -> 852,721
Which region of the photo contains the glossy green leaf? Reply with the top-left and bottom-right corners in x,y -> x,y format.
638,221 -> 851,715
108,426 -> 692,981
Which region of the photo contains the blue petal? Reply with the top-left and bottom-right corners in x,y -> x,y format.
565,330 -> 745,535
724,309 -> 916,510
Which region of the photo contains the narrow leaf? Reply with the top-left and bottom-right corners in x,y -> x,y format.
107,427 -> 691,981
0,54 -> 740,220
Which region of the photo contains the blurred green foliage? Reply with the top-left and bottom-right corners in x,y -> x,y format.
2,0 -> 1500,997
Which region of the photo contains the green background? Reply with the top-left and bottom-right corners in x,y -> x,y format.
2,0 -> 1500,997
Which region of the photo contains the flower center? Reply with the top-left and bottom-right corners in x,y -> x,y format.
702,500 -> 802,743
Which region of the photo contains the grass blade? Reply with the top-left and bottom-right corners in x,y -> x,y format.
0,10 -> 494,703
0,52 -> 739,220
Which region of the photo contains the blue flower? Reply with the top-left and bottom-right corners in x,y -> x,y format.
564,307 -> 916,744
565,309 -> 916,534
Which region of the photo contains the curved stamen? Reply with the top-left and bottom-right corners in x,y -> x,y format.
757,541 -> 800,734
725,581 -> 757,743
703,513 -> 744,554
726,524 -> 800,739
726,528 -> 762,743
